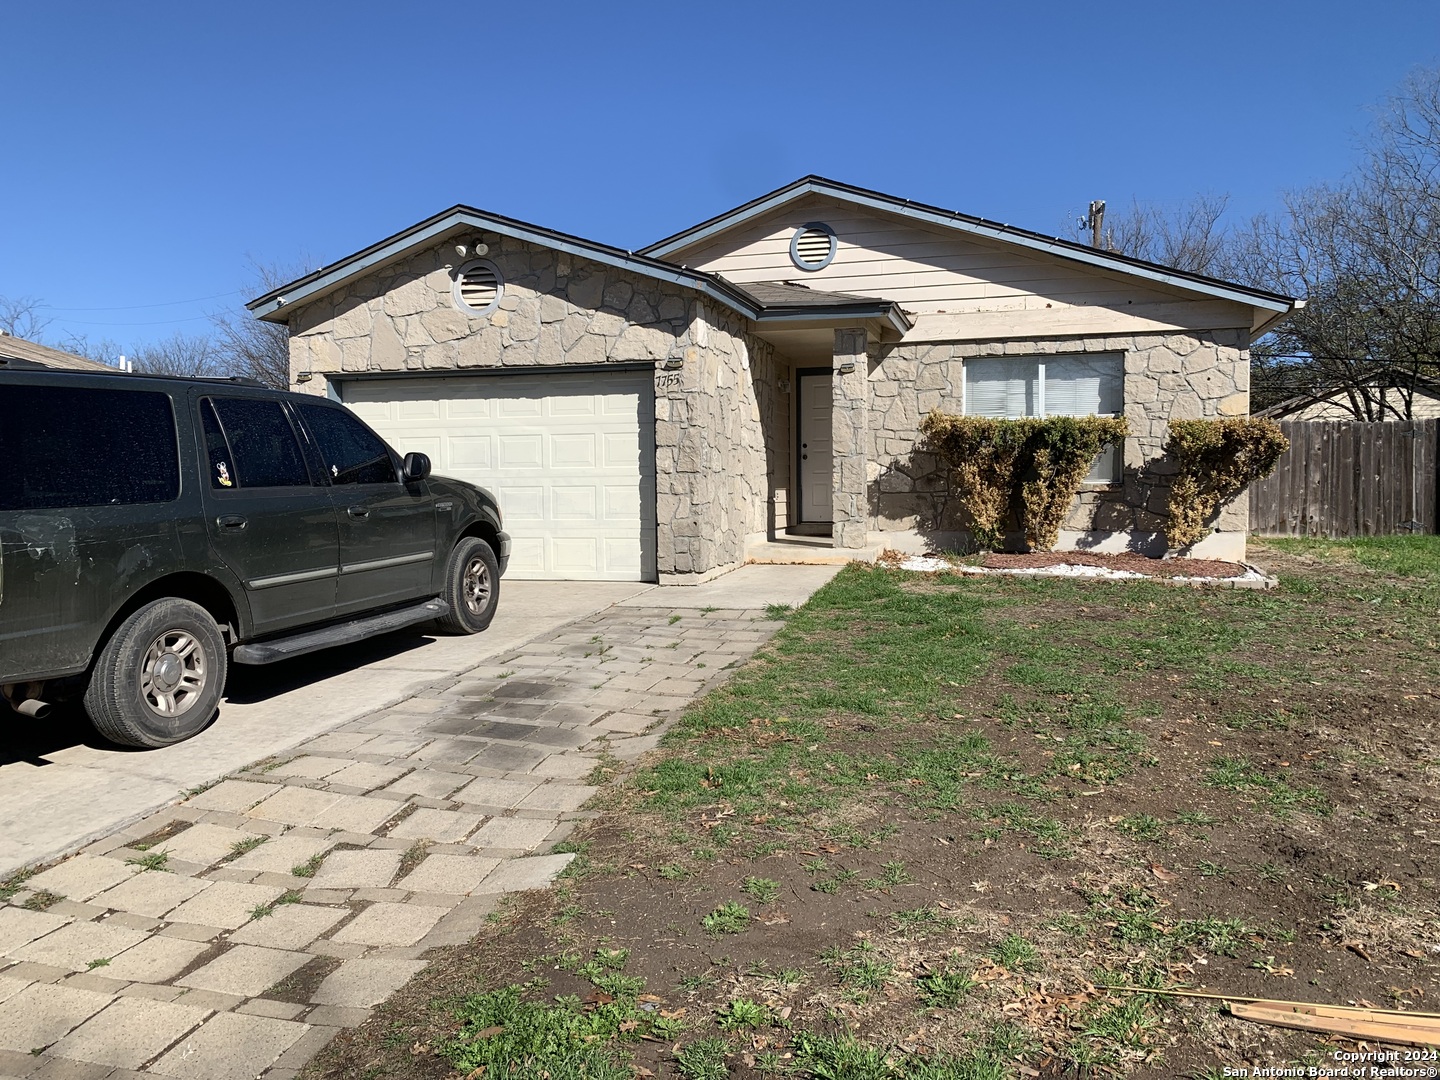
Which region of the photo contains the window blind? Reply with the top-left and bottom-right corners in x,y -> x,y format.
965,358 -> 1037,417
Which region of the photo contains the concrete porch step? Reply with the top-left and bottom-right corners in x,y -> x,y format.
744,537 -> 883,566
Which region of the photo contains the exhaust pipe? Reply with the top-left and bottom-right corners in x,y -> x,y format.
15,699 -> 51,720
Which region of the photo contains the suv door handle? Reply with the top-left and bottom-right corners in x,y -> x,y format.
216,515 -> 248,530
346,506 -> 371,519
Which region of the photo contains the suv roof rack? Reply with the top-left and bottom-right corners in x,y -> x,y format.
0,361 -> 275,389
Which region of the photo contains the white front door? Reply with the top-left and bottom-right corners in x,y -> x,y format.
797,372 -> 833,523
340,372 -> 656,582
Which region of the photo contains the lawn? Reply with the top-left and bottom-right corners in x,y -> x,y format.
308,536 -> 1440,1080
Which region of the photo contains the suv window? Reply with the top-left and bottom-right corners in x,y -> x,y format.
205,397 -> 312,488
0,385 -> 180,510
296,402 -> 398,485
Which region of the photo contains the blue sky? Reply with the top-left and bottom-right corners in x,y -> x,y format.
3,0 -> 1437,354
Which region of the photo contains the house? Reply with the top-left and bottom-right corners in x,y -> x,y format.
249,177 -> 1300,582
0,334 -> 112,372
1255,374 -> 1440,421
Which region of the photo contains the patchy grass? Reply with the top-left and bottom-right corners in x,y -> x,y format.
304,539 -> 1440,1080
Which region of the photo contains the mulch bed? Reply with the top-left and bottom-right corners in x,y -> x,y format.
979,551 -> 1247,577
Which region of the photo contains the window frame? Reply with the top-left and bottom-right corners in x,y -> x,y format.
292,400 -> 402,488
199,395 -> 321,492
960,354 -> 1125,485
0,384 -> 182,511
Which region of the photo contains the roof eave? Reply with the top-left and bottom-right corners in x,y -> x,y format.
642,176 -> 1298,316
248,208 -> 764,323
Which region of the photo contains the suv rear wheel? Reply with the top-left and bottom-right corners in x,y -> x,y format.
436,537 -> 500,634
83,599 -> 227,748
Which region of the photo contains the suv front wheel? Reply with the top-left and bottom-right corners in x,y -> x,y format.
84,599 -> 228,748
436,537 -> 500,634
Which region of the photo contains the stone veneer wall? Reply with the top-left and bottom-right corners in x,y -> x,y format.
868,329 -> 1251,553
284,236 -> 769,579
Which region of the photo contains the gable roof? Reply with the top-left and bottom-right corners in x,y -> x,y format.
641,176 -> 1301,332
249,205 -> 912,331
0,334 -> 111,371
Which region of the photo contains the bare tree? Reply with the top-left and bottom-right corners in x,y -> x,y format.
211,259 -> 311,389
130,333 -> 234,379
1080,194 -> 1233,276
1229,67 -> 1440,419
0,295 -> 51,341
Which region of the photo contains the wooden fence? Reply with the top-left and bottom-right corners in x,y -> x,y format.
1248,419 -> 1438,537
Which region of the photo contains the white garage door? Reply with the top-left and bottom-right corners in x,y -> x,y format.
341,373 -> 656,582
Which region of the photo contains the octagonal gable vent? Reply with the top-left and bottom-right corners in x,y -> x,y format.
790,223 -> 837,271
453,259 -> 503,314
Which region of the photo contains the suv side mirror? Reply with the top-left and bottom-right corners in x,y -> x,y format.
402,452 -> 431,482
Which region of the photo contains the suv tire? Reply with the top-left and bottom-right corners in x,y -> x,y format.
436,537 -> 500,634
83,599 -> 228,748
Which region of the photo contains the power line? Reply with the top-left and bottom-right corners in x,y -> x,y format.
52,313 -> 221,328
38,290 -> 244,312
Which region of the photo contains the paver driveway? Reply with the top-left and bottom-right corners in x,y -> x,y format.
0,565 -> 840,1080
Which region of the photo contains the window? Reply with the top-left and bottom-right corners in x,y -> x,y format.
295,402 -> 397,485
452,259 -> 503,314
964,354 -> 1124,482
789,223 -> 837,271
0,386 -> 180,510
205,397 -> 312,488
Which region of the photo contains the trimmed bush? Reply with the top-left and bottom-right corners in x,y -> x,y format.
919,413 -> 1128,551
1164,418 -> 1288,551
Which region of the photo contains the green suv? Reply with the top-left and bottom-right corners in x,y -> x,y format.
0,361 -> 510,748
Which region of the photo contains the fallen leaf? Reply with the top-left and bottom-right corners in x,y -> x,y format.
473,1026 -> 504,1039
1149,863 -> 1179,884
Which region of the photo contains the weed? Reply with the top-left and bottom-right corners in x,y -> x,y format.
764,603 -> 794,619
821,940 -> 894,999
249,902 -> 276,919
668,614 -> 682,625
891,906 -> 961,936
1196,860 -> 1229,877
21,890 -> 63,911
657,863 -> 691,881
86,957 -> 111,970
224,835 -> 266,862
916,962 -> 976,1007
0,867 -> 36,904
291,854 -> 324,878
741,876 -> 781,904
1115,814 -> 1166,841
674,1037 -> 728,1080
989,933 -> 1040,972
702,901 -> 750,935
716,997 -> 768,1030
864,860 -> 910,889
125,850 -> 169,872
801,857 -> 831,874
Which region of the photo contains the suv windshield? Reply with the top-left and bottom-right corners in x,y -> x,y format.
0,385 -> 180,510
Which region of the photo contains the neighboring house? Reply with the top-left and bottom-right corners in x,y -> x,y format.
1255,375 -> 1440,421
249,176 -> 1300,582
0,333 -> 112,372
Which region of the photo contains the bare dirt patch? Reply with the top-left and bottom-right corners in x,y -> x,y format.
306,542 -> 1440,1080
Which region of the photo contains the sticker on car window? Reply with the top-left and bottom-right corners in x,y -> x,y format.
216,461 -> 233,488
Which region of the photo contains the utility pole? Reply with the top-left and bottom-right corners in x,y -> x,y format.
1082,200 -> 1106,248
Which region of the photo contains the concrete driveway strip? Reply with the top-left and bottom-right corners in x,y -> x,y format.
0,563 -> 842,1080
0,581 -> 651,877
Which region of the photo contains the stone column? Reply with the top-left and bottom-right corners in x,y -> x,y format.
832,328 -> 870,548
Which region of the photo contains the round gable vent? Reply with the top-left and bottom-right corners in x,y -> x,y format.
789,223 -> 837,271
452,259 -> 503,315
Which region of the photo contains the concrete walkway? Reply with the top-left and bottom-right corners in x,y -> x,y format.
0,581 -> 649,876
0,565 -> 841,1080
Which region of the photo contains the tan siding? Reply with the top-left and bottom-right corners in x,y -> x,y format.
676,194 -> 1237,321
1281,391 -> 1440,421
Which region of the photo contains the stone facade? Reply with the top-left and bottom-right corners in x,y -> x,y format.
285,236 -> 771,580
866,329 -> 1251,556
279,229 -> 1256,573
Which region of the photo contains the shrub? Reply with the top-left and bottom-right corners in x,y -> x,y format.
1164,418 -> 1288,550
919,413 -> 1128,551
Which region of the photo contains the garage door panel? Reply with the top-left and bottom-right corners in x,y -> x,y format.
498,434 -> 543,469
551,433 -> 596,468
449,436 -> 492,468
499,486 -> 544,520
341,373 -> 655,581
